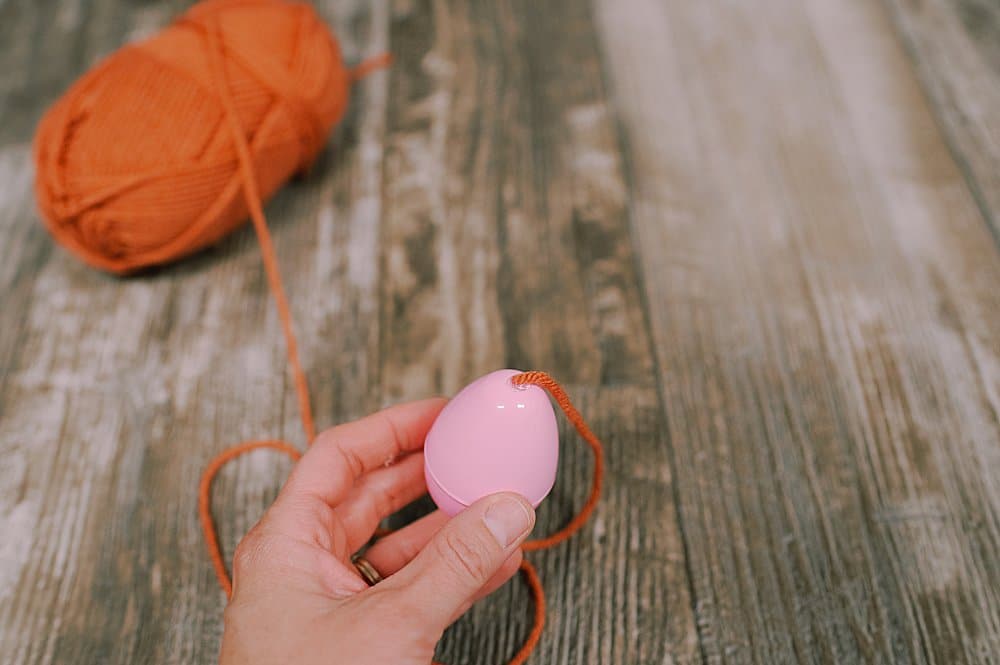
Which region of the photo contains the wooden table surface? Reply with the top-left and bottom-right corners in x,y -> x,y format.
2,0 -> 999,663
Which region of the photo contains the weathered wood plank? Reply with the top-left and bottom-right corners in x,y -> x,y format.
596,0 -> 1000,662
0,1 -> 394,663
5,0 -> 1000,662
378,0 -> 695,661
1,0 -> 693,663
883,0 -> 1000,239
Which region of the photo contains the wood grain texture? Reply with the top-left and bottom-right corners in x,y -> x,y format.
0,1 -> 394,663
596,0 -> 1000,662
0,0 -> 689,663
379,1 -> 694,661
882,0 -> 1000,240
1,0 -> 999,663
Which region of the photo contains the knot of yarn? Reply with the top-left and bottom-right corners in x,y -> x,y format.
34,0 -> 351,273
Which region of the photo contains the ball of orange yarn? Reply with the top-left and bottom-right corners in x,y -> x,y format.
34,0 -> 351,274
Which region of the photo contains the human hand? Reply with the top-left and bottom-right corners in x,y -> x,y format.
218,399 -> 537,665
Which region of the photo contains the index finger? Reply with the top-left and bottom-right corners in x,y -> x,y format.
280,397 -> 447,511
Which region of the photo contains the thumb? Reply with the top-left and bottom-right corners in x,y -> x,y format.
383,492 -> 535,631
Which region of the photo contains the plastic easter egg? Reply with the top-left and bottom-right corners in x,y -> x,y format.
424,369 -> 559,515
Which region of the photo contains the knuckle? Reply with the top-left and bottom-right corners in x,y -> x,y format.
231,531 -> 271,577
336,442 -> 366,478
375,412 -> 407,459
396,534 -> 423,564
370,486 -> 396,522
436,530 -> 494,584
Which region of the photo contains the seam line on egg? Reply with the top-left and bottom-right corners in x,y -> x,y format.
426,449 -> 554,508
425,459 -> 473,508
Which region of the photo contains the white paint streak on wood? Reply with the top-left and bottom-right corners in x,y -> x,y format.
597,0 -> 1000,659
883,0 -> 1000,236
0,146 -> 32,224
346,0 -> 389,298
2,0 -> 999,662
0,499 -> 37,604
424,1 -> 462,395
806,0 -> 1000,636
0,146 -> 35,291
125,5 -> 166,43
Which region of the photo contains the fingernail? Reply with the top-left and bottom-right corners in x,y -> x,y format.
483,495 -> 533,547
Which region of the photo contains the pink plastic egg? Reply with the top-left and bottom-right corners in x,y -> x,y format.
424,369 -> 559,515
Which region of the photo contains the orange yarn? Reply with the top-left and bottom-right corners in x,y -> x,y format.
33,1 -> 605,663
513,372 -> 605,553
35,0 -> 351,273
489,371 -> 605,665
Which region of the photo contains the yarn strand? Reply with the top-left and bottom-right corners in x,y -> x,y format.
198,440 -> 302,596
505,560 -> 546,665
196,15 -> 322,600
204,17 -> 316,443
511,371 -> 605,552
428,372 -> 604,665
351,52 -> 394,82
193,14 -> 604,665
34,0 -> 605,659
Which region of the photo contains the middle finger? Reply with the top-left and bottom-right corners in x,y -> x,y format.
333,452 -> 430,554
